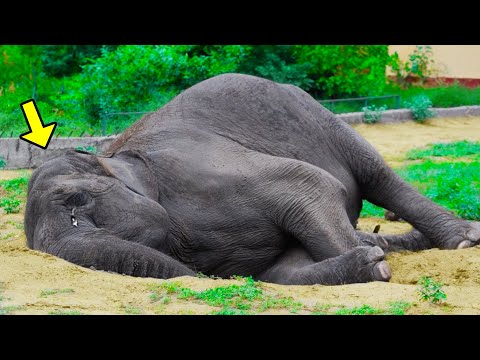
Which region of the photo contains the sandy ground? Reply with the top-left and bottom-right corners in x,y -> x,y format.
1,116 -> 479,315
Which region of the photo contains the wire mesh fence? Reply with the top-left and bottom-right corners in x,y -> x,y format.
1,95 -> 400,138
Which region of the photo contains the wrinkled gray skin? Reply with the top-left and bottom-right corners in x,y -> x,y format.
25,74 -> 480,285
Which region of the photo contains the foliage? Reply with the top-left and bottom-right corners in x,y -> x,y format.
361,141 -> 480,220
335,304 -> 382,315
0,197 -> 21,214
238,45 -> 314,90
148,277 -> 413,315
397,159 -> 480,220
48,309 -> 84,315
0,157 -> 6,169
293,45 -> 392,98
79,45 -> 251,124
390,45 -> 435,86
123,305 -> 143,315
40,45 -> 111,77
417,276 -> 447,304
406,141 -> 480,160
40,288 -> 74,298
0,174 -> 30,214
75,145 -> 97,154
360,200 -> 385,218
362,104 -> 387,124
334,301 -> 411,315
405,95 -> 436,122
148,276 -> 305,315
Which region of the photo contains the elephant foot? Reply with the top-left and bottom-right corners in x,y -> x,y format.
356,232 -> 389,251
342,246 -> 391,283
456,221 -> 480,249
435,221 -> 480,249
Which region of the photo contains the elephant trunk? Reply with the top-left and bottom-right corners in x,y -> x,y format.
32,214 -> 194,279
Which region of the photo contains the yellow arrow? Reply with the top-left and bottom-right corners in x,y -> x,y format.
19,99 -> 57,149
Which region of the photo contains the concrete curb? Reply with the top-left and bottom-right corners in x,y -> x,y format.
1,105 -> 480,169
0,136 -> 118,170
338,105 -> 480,124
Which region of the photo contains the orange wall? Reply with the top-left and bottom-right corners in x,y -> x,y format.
389,45 -> 480,79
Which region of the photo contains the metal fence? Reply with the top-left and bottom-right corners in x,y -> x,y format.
1,95 -> 401,138
318,95 -> 401,113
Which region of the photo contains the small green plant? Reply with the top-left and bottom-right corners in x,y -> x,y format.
0,232 -> 15,241
335,304 -> 382,315
148,276 -> 305,315
40,288 -> 74,298
0,157 -> 6,169
390,45 -> 435,87
48,309 -> 84,315
405,95 -> 437,122
386,301 -> 411,315
75,145 -> 97,154
362,104 -> 387,124
0,198 -> 21,214
417,276 -> 447,304
0,305 -> 22,315
123,305 -> 143,315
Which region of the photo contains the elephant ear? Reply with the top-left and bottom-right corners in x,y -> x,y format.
97,150 -> 159,200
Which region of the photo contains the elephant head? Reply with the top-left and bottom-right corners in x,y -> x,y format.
23,149 -> 190,278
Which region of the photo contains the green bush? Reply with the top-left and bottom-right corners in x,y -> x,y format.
362,104 -> 387,124
0,157 -> 6,169
0,198 -> 21,214
293,45 -> 392,98
417,276 -> 447,304
405,95 -> 436,122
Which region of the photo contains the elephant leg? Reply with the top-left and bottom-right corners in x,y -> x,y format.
327,116 -> 480,250
356,229 -> 432,253
260,161 -> 391,284
257,245 -> 390,285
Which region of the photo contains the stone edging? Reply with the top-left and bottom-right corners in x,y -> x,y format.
338,105 -> 480,124
1,105 -> 480,169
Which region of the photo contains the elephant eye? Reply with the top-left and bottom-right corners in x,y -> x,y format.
66,192 -> 91,207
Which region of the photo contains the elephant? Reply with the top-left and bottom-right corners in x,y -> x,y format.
24,73 -> 480,285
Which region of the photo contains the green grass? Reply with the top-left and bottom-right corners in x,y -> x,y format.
48,309 -> 84,315
40,288 -> 74,298
361,141 -> 480,220
0,174 -> 30,214
393,84 -> 480,109
148,277 -> 413,315
335,302 -> 411,315
0,305 -> 22,315
406,141 -> 480,160
397,160 -> 479,220
123,305 -> 143,315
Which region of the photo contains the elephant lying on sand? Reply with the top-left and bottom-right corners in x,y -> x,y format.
25,74 -> 480,285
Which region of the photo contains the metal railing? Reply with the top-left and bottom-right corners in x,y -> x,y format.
1,95 -> 402,138
318,95 -> 401,113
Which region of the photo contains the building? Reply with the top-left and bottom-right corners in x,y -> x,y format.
388,45 -> 480,87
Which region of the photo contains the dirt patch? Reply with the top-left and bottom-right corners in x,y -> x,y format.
1,117 -> 480,315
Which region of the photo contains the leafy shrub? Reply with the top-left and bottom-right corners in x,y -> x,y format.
362,104 -> 387,124
390,45 -> 435,87
417,276 -> 447,304
0,157 -> 6,169
405,95 -> 436,122
0,198 -> 21,214
293,45 -> 392,98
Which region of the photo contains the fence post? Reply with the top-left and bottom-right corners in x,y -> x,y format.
101,114 -> 107,136
395,95 -> 400,109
